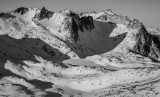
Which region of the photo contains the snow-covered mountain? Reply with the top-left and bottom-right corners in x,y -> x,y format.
0,7 -> 160,97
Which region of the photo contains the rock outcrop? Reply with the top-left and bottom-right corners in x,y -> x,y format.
134,25 -> 160,61
14,7 -> 29,15
35,6 -> 54,20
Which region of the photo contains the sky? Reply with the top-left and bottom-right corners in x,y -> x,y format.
0,0 -> 159,28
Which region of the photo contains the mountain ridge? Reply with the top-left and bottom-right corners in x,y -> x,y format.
0,6 -> 160,97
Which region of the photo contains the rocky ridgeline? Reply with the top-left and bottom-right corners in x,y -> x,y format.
0,6 -> 159,60
34,6 -> 54,20
14,7 -> 29,15
94,9 -> 143,29
134,25 -> 160,61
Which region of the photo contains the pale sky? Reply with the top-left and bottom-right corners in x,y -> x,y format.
0,0 -> 159,28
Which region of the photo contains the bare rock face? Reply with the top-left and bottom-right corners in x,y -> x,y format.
134,25 -> 160,61
35,6 -> 54,20
14,7 -> 29,15
71,14 -> 95,41
80,16 -> 95,32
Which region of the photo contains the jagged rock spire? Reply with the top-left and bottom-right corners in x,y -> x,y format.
14,7 -> 29,15
35,6 -> 54,20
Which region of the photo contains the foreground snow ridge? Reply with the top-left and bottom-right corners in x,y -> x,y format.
0,6 -> 160,97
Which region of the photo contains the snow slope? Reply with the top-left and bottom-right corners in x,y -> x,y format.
0,7 -> 160,97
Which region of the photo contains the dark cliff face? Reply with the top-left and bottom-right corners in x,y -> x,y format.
134,27 -> 152,56
71,17 -> 79,42
80,16 -> 95,32
69,12 -> 95,42
14,7 -> 29,15
35,7 -> 54,20
134,26 -> 160,61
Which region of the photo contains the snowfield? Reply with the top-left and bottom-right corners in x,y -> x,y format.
0,7 -> 160,97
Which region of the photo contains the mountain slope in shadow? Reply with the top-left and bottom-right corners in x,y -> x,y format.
0,35 -> 69,78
